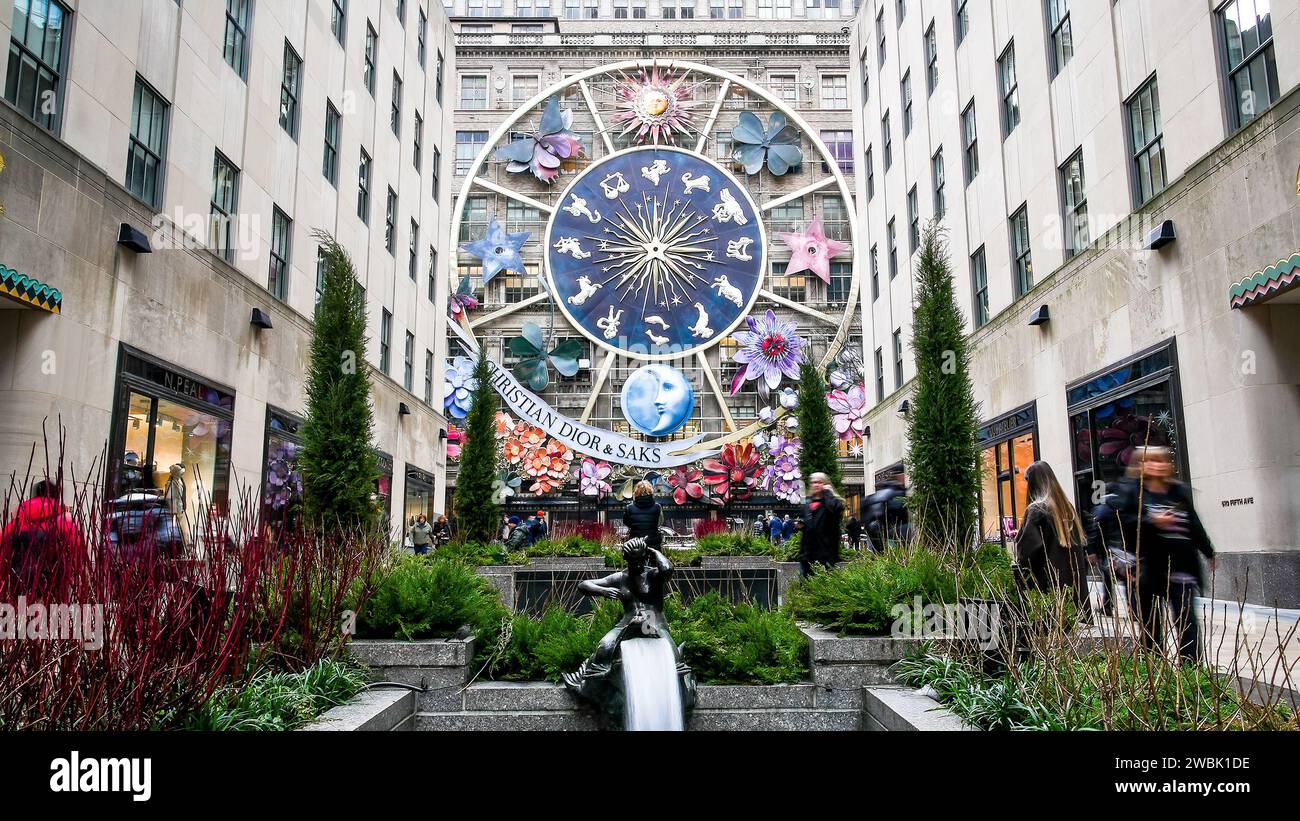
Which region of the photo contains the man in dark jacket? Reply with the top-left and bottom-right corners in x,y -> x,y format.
622,481 -> 663,549
503,516 -> 531,551
1083,484 -> 1131,617
864,476 -> 909,549
530,511 -> 548,545
796,473 -> 844,578
845,515 -> 863,551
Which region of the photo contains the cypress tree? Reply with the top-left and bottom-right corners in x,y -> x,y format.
300,231 -> 380,529
452,350 -> 501,544
796,359 -> 843,490
906,224 -> 982,547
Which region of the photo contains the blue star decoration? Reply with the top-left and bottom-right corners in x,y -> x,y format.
461,215 -> 530,284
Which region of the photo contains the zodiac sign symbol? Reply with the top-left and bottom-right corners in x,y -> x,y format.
681,172 -> 711,195
641,159 -> 670,186
563,194 -> 602,224
711,188 -> 748,225
644,316 -> 670,330
568,276 -> 602,306
726,237 -> 754,261
600,172 -> 630,199
711,275 -> 744,308
553,236 -> 590,259
646,329 -> 669,346
596,306 -> 623,339
690,303 -> 714,339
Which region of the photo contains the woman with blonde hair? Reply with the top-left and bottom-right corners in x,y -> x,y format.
1014,461 -> 1090,617
622,479 -> 663,550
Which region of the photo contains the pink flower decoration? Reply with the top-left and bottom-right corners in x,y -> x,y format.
779,218 -> 850,284
668,465 -> 706,505
827,383 -> 870,442
579,458 -> 613,498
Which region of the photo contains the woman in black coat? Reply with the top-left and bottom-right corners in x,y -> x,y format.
1112,446 -> 1215,662
622,480 -> 663,550
1014,461 -> 1090,619
797,472 -> 844,578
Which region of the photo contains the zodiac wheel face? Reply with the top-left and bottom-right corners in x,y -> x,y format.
546,146 -> 766,361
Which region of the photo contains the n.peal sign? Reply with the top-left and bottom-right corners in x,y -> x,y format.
450,322 -> 716,469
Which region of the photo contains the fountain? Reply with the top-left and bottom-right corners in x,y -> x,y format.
562,537 -> 697,730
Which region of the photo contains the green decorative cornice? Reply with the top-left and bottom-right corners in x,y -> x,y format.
1229,251 -> 1300,309
0,263 -> 62,314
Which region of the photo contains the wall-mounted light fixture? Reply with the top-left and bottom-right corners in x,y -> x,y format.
1028,305 -> 1050,326
250,308 -> 274,330
897,400 -> 910,417
398,402 -> 411,416
1145,219 -> 1176,251
117,222 -> 153,253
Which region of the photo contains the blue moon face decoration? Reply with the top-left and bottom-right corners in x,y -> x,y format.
546,146 -> 766,360
621,364 -> 696,437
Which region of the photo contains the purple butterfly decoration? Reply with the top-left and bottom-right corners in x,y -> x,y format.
449,275 -> 479,320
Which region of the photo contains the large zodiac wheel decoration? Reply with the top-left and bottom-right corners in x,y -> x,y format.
448,60 -> 865,505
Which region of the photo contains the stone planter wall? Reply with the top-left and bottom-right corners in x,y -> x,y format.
348,637 -> 476,714
863,687 -> 977,731
302,688 -> 416,732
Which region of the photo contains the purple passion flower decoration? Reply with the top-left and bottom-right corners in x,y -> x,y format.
728,309 -> 807,394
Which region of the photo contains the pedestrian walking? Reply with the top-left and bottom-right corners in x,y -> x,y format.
622,480 -> 663,550
530,511 -> 548,544
845,515 -> 863,551
1,479 -> 84,594
1084,483 -> 1133,617
409,513 -> 434,555
795,473 -> 844,578
503,515 -> 531,551
1113,446 -> 1216,662
1013,461 -> 1090,618
768,513 -> 783,544
431,514 -> 451,547
781,514 -> 795,543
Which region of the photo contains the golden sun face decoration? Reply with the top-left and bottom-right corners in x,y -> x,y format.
611,64 -> 702,145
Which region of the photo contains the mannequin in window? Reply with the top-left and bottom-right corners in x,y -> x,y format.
165,464 -> 189,543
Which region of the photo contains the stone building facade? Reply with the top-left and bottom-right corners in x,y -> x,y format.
444,6 -> 865,526
850,0 -> 1300,605
0,0 -> 457,538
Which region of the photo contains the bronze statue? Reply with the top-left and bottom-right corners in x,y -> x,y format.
562,537 -> 696,728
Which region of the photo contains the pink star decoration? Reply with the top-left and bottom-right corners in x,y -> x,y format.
779,218 -> 850,284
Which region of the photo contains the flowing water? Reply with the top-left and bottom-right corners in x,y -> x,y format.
620,636 -> 684,731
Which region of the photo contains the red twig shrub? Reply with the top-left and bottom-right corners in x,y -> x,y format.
551,519 -> 616,545
0,428 -> 388,730
693,519 -> 728,539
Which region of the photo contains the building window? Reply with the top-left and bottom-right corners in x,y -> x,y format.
770,73 -> 799,105
1219,0 -> 1278,133
770,261 -> 806,303
1046,0 -> 1073,76
435,50 -> 445,104
126,77 -> 168,208
893,329 -> 904,388
728,0 -> 743,18
357,149 -> 372,222
874,348 -> 885,401
769,202 -> 804,236
876,9 -> 886,67
409,219 -> 420,280
391,72 -> 403,136
907,186 -> 919,252
564,0 -> 580,17
460,74 -> 487,109
931,149 -> 945,221
460,195 -> 489,241
997,43 -> 1020,137
413,111 -> 423,170
385,188 -> 398,254
210,152 -> 239,264
896,0 -> 906,24
614,0 -> 629,16
1061,149 -> 1088,259
1128,77 -> 1166,206
428,246 -> 438,302
865,146 -> 875,199
512,74 -> 539,105
1010,204 -> 1033,297
821,74 -> 848,109
315,247 -> 326,312
820,130 -> 854,175
887,218 -> 898,279
456,131 -> 487,176
380,310 -> 392,374
924,21 -> 938,94
977,404 -> 1039,547
404,331 -> 415,392
417,8 -> 427,66
900,71 -> 913,135
962,101 -> 978,183
364,23 -> 377,95
223,0 -> 250,78
279,42 -> 302,138
860,55 -> 870,103
331,0 -> 347,44
269,206 -> 291,299
431,146 -> 442,201
323,102 -> 341,185
971,245 -> 988,327
870,244 -> 880,300
882,111 -> 892,170
954,0 -> 969,45
827,261 -> 852,303
6,0 -> 70,131
710,0 -> 724,18
424,350 -> 435,405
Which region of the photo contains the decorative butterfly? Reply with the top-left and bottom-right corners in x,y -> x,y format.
449,276 -> 479,320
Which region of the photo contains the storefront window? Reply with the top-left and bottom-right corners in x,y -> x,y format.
263,408 -> 304,525
1067,341 -> 1184,512
375,451 -> 394,519
112,348 -> 234,545
404,465 -> 436,536
977,404 -> 1037,547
